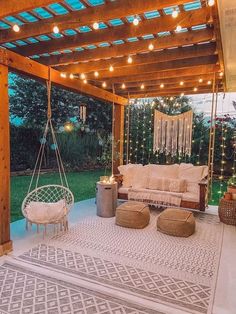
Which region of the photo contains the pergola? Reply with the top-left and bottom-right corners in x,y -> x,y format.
0,0 -> 226,256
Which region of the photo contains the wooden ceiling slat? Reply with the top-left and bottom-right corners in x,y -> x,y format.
0,47 -> 127,105
11,7 -> 212,57
105,64 -> 220,83
0,0 -> 195,44
86,55 -> 218,79
0,0 -> 58,19
58,42 -> 217,74
40,28 -> 214,66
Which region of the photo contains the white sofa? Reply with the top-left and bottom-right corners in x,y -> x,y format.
116,163 -> 208,211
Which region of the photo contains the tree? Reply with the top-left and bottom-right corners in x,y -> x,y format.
9,73 -> 112,132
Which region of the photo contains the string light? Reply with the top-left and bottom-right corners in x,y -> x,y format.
141,84 -> 145,90
133,16 -> 139,26
53,26 -> 60,34
194,87 -> 198,92
180,92 -> 185,97
94,71 -> 99,77
127,56 -> 133,64
220,72 -> 224,77
102,81 -> 107,88
148,43 -> 154,51
13,24 -> 20,32
175,25 -> 182,32
122,83 -> 126,89
160,83 -> 164,88
60,73 -> 67,78
109,65 -> 114,72
92,22 -> 99,30
172,9 -> 179,18
83,79 -> 87,84
80,73 -> 86,80
69,73 -> 74,79
207,80 -> 212,85
208,0 -> 215,6
199,78 -> 203,83
180,81 -> 184,86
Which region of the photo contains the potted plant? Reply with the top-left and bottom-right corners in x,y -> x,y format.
227,177 -> 236,200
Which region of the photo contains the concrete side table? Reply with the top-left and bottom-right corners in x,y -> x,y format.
96,181 -> 118,217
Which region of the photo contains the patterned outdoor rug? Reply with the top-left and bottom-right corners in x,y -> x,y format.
15,211 -> 223,314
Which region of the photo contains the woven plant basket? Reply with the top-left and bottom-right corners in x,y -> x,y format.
218,198 -> 236,226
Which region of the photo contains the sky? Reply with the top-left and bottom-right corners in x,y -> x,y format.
189,92 -> 236,116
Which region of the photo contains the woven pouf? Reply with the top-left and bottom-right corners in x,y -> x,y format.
157,208 -> 195,237
116,201 -> 150,229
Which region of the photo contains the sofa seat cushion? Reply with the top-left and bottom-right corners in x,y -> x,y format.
148,176 -> 186,192
128,188 -> 182,207
116,201 -> 150,229
182,192 -> 199,203
156,208 -> 195,237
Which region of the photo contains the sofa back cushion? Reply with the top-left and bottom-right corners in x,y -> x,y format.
132,166 -> 150,189
148,176 -> 186,193
146,164 -> 179,179
118,164 -> 143,188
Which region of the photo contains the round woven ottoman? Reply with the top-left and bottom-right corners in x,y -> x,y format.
157,208 -> 195,237
116,201 -> 150,229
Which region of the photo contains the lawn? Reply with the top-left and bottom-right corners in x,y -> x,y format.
10,170 -> 227,222
10,169 -> 109,222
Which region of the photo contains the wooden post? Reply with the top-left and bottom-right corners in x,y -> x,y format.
0,64 -> 12,256
112,104 -> 125,174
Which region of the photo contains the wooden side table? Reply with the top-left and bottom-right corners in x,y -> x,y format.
218,198 -> 236,226
96,181 -> 118,218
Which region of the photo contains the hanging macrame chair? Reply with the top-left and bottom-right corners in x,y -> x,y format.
22,71 -> 74,233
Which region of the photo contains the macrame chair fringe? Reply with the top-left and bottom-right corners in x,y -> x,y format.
153,110 -> 193,157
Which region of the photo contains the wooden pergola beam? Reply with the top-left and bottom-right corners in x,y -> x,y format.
94,74 -> 218,89
0,0 -> 196,44
13,7 -> 212,57
0,64 -> 12,256
86,55 -> 218,79
0,48 -> 127,105
106,64 -> 220,83
0,0 -> 56,19
40,28 -> 214,66
59,42 -> 217,74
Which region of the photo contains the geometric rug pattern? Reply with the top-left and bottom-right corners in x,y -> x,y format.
17,211 -> 223,314
0,263 -> 162,314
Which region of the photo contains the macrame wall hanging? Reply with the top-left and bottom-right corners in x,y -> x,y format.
153,110 -> 193,157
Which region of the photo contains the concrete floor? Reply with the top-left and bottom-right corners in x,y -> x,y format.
1,199 -> 236,314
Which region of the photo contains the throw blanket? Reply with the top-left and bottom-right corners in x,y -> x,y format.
128,188 -> 182,206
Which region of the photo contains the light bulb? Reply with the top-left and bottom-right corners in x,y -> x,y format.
133,17 -> 139,26
180,81 -> 184,86
199,78 -> 203,83
207,80 -> 212,85
220,72 -> 224,77
160,83 -> 164,88
93,22 -> 99,30
141,84 -> 144,89
194,87 -> 198,92
69,73 -> 74,79
102,81 -> 107,88
208,0 -> 215,6
176,25 -> 182,32
172,9 -> 178,18
94,71 -> 99,77
170,97 -> 174,101
83,79 -> 87,84
181,93 -> 185,97
122,83 -> 126,89
80,73 -> 86,80
53,26 -> 60,34
13,24 -> 20,32
109,65 -> 114,72
60,73 -> 67,78
148,43 -> 154,51
127,56 -> 133,64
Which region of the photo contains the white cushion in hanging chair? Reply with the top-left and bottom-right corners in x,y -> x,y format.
24,199 -> 67,224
